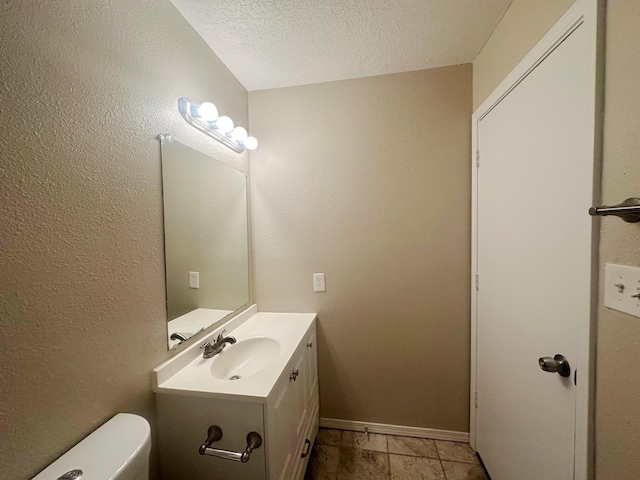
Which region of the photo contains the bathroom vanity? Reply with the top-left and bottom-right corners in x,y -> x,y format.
153,306 -> 319,480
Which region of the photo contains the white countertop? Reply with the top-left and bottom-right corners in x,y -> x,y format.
153,306 -> 317,402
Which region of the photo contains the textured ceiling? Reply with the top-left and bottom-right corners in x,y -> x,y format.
170,0 -> 512,91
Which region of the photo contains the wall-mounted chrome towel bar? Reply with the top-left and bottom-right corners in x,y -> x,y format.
199,425 -> 262,463
589,197 -> 640,223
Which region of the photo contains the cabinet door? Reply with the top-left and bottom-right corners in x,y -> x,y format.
292,353 -> 306,440
304,329 -> 318,405
266,325 -> 319,480
291,394 -> 320,480
268,371 -> 296,480
268,349 -> 306,480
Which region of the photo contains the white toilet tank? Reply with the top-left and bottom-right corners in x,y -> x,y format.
32,413 -> 151,480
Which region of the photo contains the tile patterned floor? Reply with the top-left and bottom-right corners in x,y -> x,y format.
305,428 -> 488,480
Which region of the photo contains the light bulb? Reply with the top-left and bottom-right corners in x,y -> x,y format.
216,116 -> 234,134
197,102 -> 218,121
232,126 -> 248,142
243,136 -> 258,151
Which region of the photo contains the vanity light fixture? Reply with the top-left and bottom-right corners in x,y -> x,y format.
178,98 -> 258,153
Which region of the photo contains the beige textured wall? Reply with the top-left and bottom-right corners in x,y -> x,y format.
0,1 -> 248,478
473,0 -> 640,478
473,0 -> 575,110
595,2 -> 640,478
249,66 -> 472,432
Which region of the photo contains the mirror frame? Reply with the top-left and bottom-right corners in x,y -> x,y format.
159,134 -> 251,350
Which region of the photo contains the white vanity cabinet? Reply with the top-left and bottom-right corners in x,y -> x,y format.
266,327 -> 319,480
154,310 -> 318,480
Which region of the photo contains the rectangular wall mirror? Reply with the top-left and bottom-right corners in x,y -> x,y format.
160,138 -> 250,349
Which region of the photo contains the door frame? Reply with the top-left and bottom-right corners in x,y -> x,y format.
469,0 -> 604,478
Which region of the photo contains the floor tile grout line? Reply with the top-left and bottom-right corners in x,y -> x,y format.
440,458 -> 448,480
385,434 -> 390,479
435,440 -> 449,480
385,452 -> 391,479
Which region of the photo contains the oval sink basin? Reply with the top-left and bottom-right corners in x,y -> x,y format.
210,337 -> 281,380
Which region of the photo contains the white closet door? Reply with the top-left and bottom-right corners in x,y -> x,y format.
475,22 -> 593,480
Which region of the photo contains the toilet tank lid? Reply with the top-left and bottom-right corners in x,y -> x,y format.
32,413 -> 151,480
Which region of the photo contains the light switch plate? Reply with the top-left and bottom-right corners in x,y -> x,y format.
604,263 -> 640,318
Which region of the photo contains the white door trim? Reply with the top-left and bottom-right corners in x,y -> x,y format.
470,1 -> 604,478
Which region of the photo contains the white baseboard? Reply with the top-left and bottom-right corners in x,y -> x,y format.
319,418 -> 470,443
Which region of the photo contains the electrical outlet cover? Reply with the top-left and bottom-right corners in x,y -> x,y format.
313,273 -> 326,292
189,271 -> 200,289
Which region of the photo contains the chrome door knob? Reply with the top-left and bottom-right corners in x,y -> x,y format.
538,354 -> 571,377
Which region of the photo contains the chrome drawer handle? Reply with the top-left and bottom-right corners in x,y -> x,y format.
301,438 -> 311,458
290,369 -> 299,381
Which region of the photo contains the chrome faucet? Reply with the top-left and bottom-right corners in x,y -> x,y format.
201,329 -> 236,359
170,332 -> 188,343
